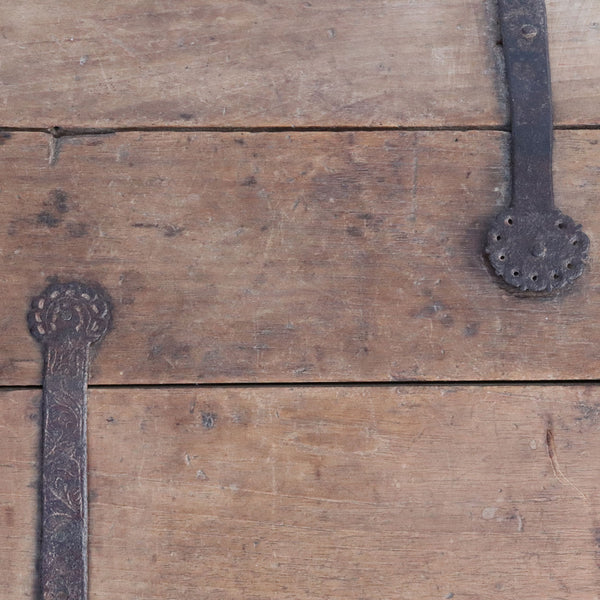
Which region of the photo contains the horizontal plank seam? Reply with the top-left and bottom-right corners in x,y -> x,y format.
3,125 -> 514,137
1,124 -> 598,138
4,379 -> 600,391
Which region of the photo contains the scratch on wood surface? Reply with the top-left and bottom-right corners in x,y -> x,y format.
546,419 -> 588,503
48,136 -> 62,166
98,58 -> 116,93
410,132 -> 419,223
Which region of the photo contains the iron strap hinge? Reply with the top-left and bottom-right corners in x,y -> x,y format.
485,0 -> 589,293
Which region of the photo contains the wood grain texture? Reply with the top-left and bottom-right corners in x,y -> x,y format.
1,1 -> 598,128
2,129 -> 600,384
3,386 -> 600,599
0,391 -> 39,600
0,0 -> 505,128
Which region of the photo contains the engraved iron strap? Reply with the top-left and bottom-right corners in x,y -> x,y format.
28,282 -> 112,600
486,0 -> 589,292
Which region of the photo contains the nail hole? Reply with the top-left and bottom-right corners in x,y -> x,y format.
521,24 -> 538,38
499,255 -> 505,261
512,270 -> 520,277
553,273 -> 560,279
506,217 -> 514,226
531,275 -> 538,281
496,235 -> 502,241
557,222 -> 565,229
572,239 -> 578,246
567,262 -> 573,269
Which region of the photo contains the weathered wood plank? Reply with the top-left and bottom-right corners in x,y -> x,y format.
3,386 -> 600,598
0,0 -> 505,127
549,0 -> 600,126
2,130 -> 600,384
0,391 -> 39,600
0,1 -> 597,127
2,1 -> 598,127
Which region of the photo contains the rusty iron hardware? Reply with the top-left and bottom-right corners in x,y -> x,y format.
485,0 -> 589,292
28,281 -> 112,600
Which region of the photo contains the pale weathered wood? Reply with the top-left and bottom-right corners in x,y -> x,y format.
0,0 -> 504,128
2,386 -> 600,598
2,130 -> 600,384
0,0 -> 597,128
0,391 -> 39,600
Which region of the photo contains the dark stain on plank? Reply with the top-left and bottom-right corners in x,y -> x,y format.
37,189 -> 71,228
50,189 -> 69,213
593,527 -> 600,548
3,505 -> 14,527
464,322 -> 480,337
132,223 -> 159,229
67,222 -> 89,238
201,412 -> 217,430
575,402 -> 600,425
147,331 -> 191,365
346,226 -> 363,237
36,211 -> 61,228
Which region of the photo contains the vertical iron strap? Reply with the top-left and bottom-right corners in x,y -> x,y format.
28,282 -> 112,600
499,0 -> 554,211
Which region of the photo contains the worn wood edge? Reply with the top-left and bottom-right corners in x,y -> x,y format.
2,385 -> 600,599
1,129 -> 600,385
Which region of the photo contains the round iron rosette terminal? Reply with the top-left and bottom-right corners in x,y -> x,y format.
28,281 -> 112,345
486,208 -> 589,292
